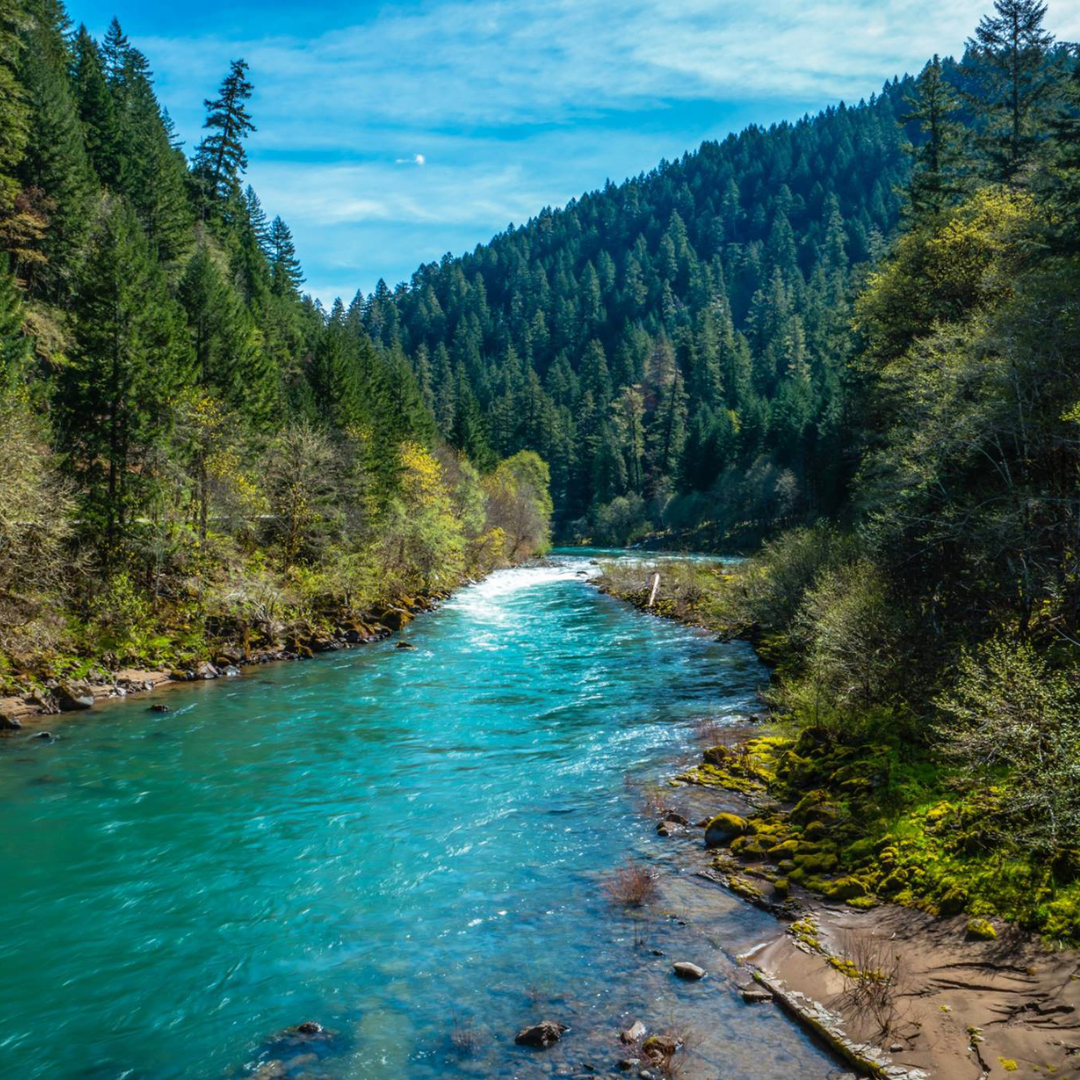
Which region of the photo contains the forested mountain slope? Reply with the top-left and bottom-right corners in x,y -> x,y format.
0,0 -> 551,686
360,81 -> 917,539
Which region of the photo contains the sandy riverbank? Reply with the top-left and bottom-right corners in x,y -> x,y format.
647,730 -> 1080,1080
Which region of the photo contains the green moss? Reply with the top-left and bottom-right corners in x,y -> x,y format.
966,917 -> 997,940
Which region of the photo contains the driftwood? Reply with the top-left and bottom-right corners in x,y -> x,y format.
647,572 -> 660,608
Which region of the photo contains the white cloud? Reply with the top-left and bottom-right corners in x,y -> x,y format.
128,0 -> 1080,304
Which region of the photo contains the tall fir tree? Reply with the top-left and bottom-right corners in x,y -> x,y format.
962,0 -> 1058,182
194,58 -> 255,209
902,55 -> 969,219
57,199 -> 189,540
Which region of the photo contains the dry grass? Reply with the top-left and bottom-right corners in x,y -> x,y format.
830,930 -> 906,1038
642,1022 -> 698,1079
602,860 -> 659,906
639,780 -> 675,818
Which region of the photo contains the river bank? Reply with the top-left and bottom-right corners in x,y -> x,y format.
0,589 -> 451,731
598,560 -> 1080,1079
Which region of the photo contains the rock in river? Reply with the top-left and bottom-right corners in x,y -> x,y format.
672,961 -> 706,981
56,680 -> 95,710
515,1020 -> 569,1048
620,1020 -> 646,1043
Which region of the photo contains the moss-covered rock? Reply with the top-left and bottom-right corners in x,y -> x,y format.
704,812 -> 748,848
966,917 -> 997,940
823,877 -> 870,901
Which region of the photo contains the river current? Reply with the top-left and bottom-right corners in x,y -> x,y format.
0,551 -> 837,1078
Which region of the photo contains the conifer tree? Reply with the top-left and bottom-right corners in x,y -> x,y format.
962,0 -> 1058,181
0,0 -> 29,211
0,266 -> 28,386
71,25 -> 120,188
17,0 -> 95,295
113,44 -> 192,260
902,55 -> 969,219
268,215 -> 303,296
194,59 -> 255,208
57,199 -> 189,541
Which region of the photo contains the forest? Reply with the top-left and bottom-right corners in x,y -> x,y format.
597,0 -> 1080,940
2,0 -> 1080,899
0,0 -> 552,689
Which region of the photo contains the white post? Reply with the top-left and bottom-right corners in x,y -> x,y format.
647,572 -> 661,608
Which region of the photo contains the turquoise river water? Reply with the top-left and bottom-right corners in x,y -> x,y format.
0,551 -> 839,1078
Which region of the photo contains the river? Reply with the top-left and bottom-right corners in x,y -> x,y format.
0,552 -> 838,1078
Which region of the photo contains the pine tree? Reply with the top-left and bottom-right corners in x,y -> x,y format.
113,43 -> 193,260
902,55 -> 969,219
178,242 -> 270,415
1049,60 -> 1080,248
194,59 -> 255,209
962,0 -> 1058,182
71,25 -> 120,188
0,0 -> 30,210
0,266 -> 28,386
309,298 -> 362,430
268,215 -> 303,295
57,199 -> 189,540
17,0 -> 96,295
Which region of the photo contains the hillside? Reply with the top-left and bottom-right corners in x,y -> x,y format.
360,81 -> 917,540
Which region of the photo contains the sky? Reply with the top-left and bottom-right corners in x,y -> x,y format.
74,0 -> 1080,306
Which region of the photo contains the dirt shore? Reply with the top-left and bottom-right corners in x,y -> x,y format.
652,737 -> 1080,1080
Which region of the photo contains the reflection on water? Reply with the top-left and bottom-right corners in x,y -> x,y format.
0,554 -> 834,1078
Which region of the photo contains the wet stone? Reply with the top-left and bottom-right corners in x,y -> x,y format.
515,1020 -> 569,1048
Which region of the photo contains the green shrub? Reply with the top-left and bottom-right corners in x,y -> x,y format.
935,639 -> 1080,854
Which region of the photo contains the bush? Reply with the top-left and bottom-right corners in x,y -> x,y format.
935,639 -> 1080,853
602,860 -> 658,906
590,494 -> 650,546
792,559 -> 906,711
734,523 -> 855,634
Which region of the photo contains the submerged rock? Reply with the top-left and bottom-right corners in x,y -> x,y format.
514,1020 -> 569,1048
672,961 -> 706,981
740,987 -> 774,1004
395,641 -> 417,650
149,704 -> 170,713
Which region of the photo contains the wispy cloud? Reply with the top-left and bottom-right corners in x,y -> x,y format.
119,0 -> 1080,303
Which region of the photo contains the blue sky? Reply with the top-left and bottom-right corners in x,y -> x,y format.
74,0 -> 1080,305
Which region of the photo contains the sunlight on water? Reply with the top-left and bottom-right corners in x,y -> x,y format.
0,553 -> 836,1079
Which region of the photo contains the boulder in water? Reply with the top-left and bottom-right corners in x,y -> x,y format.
672,961 -> 706,981
620,1020 -> 646,1044
149,704 -> 170,713
514,1020 -> 569,1048
56,680 -> 94,710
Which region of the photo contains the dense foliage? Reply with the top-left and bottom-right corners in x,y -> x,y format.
602,0 -> 1080,937
0,0 -> 552,684
359,79 -> 915,541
